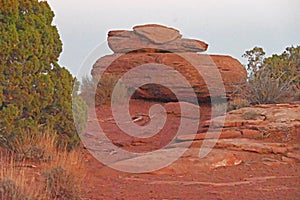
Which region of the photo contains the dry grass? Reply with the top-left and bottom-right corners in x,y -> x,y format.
0,131 -> 86,199
227,97 -> 250,111
41,142 -> 84,200
0,156 -> 31,200
81,74 -> 133,107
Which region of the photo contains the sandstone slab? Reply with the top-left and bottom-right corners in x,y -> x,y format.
133,24 -> 181,44
176,128 -> 262,141
164,102 -> 201,119
213,138 -> 290,155
108,30 -> 208,53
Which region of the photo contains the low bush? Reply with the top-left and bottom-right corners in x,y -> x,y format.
242,68 -> 296,104
240,46 -> 300,104
227,97 -> 250,111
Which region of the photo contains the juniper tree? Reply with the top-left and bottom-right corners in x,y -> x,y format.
0,0 -> 86,149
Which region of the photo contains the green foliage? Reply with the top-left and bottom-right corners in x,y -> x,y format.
242,47 -> 266,76
241,46 -> 300,104
0,0 -> 87,150
264,46 -> 300,84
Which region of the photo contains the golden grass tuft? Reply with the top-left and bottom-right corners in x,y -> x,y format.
0,130 -> 86,199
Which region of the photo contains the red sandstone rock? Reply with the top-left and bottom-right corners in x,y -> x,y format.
107,30 -> 208,53
210,153 -> 242,169
133,24 -> 182,44
93,24 -> 245,103
202,104 -> 300,140
176,129 -> 262,141
241,129 -> 262,138
281,156 -> 297,163
214,139 -> 276,154
177,130 -> 242,141
271,146 -> 288,154
164,102 -> 201,119
92,53 -> 246,102
287,151 -> 300,161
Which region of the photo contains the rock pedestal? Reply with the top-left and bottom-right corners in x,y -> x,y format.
92,24 -> 247,103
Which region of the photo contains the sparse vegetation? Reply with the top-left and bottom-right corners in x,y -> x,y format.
0,132 -> 85,200
42,166 -> 80,200
242,68 -> 296,104
227,97 -> 250,111
81,74 -> 133,106
239,46 -> 300,104
3,130 -> 54,162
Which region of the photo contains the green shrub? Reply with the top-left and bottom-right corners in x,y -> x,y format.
0,0 -> 87,150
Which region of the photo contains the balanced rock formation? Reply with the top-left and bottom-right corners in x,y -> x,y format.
108,24 -> 208,53
92,24 -> 247,103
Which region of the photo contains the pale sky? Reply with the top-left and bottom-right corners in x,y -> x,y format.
46,0 -> 300,78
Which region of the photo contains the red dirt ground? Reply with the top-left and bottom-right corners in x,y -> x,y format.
80,100 -> 300,200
